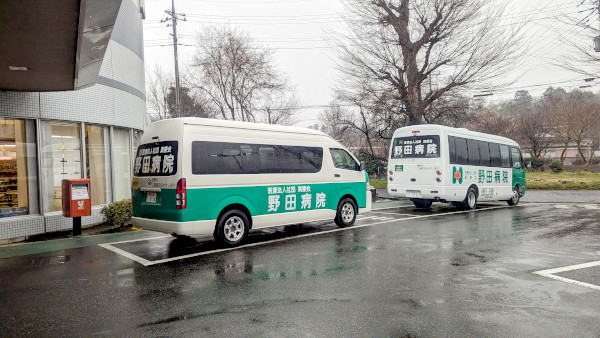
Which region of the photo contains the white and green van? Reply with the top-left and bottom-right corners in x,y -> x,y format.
132,118 -> 372,246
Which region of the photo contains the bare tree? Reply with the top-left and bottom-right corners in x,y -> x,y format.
165,86 -> 214,119
191,26 -> 298,124
466,109 -> 515,139
515,107 -> 553,159
337,0 -> 525,126
145,65 -> 172,123
542,87 -> 572,165
554,0 -> 600,77
568,90 -> 600,171
146,66 -> 213,122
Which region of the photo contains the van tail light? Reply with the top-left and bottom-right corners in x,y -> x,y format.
176,178 -> 186,209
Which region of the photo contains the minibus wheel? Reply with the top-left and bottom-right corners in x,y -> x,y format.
507,186 -> 520,206
412,199 -> 432,209
335,198 -> 357,227
215,209 -> 250,247
463,186 -> 478,210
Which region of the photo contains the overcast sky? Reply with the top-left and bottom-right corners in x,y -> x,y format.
142,0 -> 599,126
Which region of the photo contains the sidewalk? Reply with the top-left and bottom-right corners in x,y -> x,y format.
376,188 -> 600,203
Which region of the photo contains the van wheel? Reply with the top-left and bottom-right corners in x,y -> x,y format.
507,186 -> 520,206
215,209 -> 249,247
412,199 -> 432,209
335,198 -> 357,228
463,187 -> 478,210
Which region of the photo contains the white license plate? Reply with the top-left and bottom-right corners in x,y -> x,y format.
406,190 -> 422,198
146,192 -> 157,203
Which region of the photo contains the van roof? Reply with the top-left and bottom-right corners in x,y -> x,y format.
178,117 -> 328,137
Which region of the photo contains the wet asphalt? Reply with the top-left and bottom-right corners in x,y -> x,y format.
0,199 -> 599,337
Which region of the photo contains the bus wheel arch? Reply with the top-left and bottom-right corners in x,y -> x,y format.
464,185 -> 478,210
335,194 -> 358,228
507,184 -> 521,206
214,204 -> 252,247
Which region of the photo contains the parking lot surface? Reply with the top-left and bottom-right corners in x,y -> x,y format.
1,200 -> 599,336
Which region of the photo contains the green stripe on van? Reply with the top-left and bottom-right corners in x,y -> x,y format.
133,182 -> 367,222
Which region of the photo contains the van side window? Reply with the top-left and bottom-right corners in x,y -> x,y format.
448,136 -> 456,164
478,141 -> 490,167
467,139 -> 480,166
489,143 -> 501,167
192,141 -> 323,174
330,148 -> 359,171
510,147 -> 522,169
499,145 -> 510,168
455,138 -> 468,165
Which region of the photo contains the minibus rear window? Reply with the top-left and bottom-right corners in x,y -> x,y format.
134,141 -> 178,176
391,135 -> 440,158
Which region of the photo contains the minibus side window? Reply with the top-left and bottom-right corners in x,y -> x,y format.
499,145 -> 510,168
330,148 -> 359,171
192,141 -> 322,174
455,138 -> 468,165
448,136 -> 456,164
478,141 -> 490,167
489,143 -> 501,167
510,147 -> 522,169
467,139 -> 480,166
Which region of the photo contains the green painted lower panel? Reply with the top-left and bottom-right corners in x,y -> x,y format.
133,182 -> 367,222
512,168 -> 527,196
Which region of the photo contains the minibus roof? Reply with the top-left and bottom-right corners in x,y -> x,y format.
392,124 -> 519,146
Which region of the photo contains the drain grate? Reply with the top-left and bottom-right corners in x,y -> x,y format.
30,255 -> 71,266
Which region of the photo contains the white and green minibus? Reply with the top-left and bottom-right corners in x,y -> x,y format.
387,125 -> 526,209
132,118 -> 372,246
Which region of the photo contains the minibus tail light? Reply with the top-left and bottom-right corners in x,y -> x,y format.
436,170 -> 442,176
176,178 -> 186,209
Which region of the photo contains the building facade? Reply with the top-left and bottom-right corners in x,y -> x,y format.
0,0 -> 145,242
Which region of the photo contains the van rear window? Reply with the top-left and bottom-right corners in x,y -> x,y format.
134,141 -> 178,176
391,135 -> 440,158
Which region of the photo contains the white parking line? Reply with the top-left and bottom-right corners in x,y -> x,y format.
533,261 -> 600,291
98,205 -> 510,266
370,211 -> 415,216
98,243 -> 155,266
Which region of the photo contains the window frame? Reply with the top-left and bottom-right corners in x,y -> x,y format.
329,148 -> 360,171
191,141 -> 324,175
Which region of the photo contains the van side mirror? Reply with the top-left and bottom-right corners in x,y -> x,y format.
359,161 -> 366,171
526,161 -> 531,169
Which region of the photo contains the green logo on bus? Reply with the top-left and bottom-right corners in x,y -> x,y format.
452,166 -> 463,184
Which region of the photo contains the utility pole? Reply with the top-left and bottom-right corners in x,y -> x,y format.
162,0 -> 185,117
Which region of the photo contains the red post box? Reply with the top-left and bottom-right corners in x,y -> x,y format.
62,179 -> 92,217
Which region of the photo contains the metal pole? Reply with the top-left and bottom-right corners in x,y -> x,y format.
171,0 -> 181,118
73,217 -> 81,236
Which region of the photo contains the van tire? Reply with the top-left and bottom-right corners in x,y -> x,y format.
215,209 -> 250,247
507,186 -> 520,206
412,199 -> 432,209
335,198 -> 357,228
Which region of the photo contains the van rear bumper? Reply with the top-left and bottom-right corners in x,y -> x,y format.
132,217 -> 216,236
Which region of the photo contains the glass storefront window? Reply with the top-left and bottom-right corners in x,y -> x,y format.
85,125 -> 111,206
113,128 -> 132,201
0,119 -> 36,217
41,122 -> 81,212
